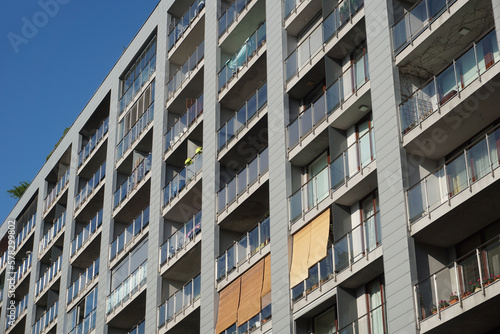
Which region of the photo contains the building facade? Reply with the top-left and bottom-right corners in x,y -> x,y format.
2,0 -> 500,333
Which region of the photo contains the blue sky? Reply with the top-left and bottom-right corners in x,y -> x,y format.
0,0 -> 160,221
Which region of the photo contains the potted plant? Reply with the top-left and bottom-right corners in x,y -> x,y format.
438,300 -> 449,310
449,292 -> 459,305
431,306 -> 437,315
484,274 -> 495,286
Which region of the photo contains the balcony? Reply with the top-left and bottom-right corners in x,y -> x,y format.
39,211 -> 66,258
217,147 -> 268,216
116,100 -> 154,163
415,235 -> 500,333
291,216 -> 382,309
43,169 -> 70,215
163,153 -> 202,209
219,305 -> 272,334
68,307 -> 96,334
158,274 -> 201,330
14,213 -> 36,254
218,83 -> 267,155
160,210 -> 201,269
70,209 -> 103,261
400,30 -> 499,137
67,258 -> 99,306
74,162 -> 106,213
6,293 -> 28,332
218,23 -> 266,96
13,253 -> 32,287
216,216 -> 270,283
32,301 -> 58,334
287,53 -> 369,161
0,252 -> 7,272
218,0 -> 252,39
34,256 -> 62,300
168,0 -> 205,53
78,118 -> 109,168
165,94 -> 203,155
106,260 -> 147,317
110,207 -> 149,264
113,154 -> 152,210
128,320 -> 145,334
289,129 -> 376,227
284,0 -> 322,35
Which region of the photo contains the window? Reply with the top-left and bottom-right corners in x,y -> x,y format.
361,192 -> 381,252
366,279 -> 386,334
68,286 -> 98,331
111,240 -> 148,290
314,306 -> 337,334
307,152 -> 329,209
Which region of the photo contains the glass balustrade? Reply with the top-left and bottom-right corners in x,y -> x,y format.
43,169 -> 70,213
220,304 -> 272,334
289,128 -> 375,223
284,0 -> 305,19
216,216 -> 270,281
400,30 -> 499,134
128,320 -> 146,334
218,83 -> 267,151
287,53 -> 369,149
106,260 -> 148,315
39,211 -> 66,255
218,23 -> 266,93
217,147 -> 268,214
74,162 -> 106,211
32,301 -> 58,334
218,0 -> 252,37
163,153 -> 202,207
13,253 -> 32,286
35,257 -> 62,298
6,293 -> 29,329
110,207 -> 150,261
78,118 -> 109,167
0,288 -> 2,303
392,0 -> 456,55
330,304 -> 387,334
0,252 -> 7,270
292,215 -> 381,302
415,234 -> 500,321
407,125 -> 500,223
158,274 -> 201,328
165,94 -> 204,153
114,154 -> 152,209
168,0 -> 206,50
285,0 -> 364,82
67,258 -> 100,305
68,308 -> 97,334
116,101 -> 154,161
14,213 -> 37,250
70,209 -> 103,257
160,210 -> 201,266
167,42 -> 204,99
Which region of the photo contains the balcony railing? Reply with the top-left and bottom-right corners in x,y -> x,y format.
0,252 -> 7,270
116,100 -> 154,161
218,0 -> 252,37
168,0 -> 206,50
67,258 -> 100,305
114,154 -> 152,209
220,304 -> 272,334
167,41 -> 204,99
14,213 -> 36,251
13,253 -> 32,286
35,256 -> 62,298
218,23 -> 266,93
292,214 -> 381,302
287,53 -> 369,150
216,216 -> 270,281
74,162 -> 106,211
163,153 -> 202,207
415,234 -> 500,322
285,0 -> 364,82
70,209 -> 103,258
110,207 -> 150,262
78,118 -> 109,167
218,82 -> 267,151
160,210 -> 201,266
407,124 -> 500,223
32,301 -> 58,334
333,304 -> 387,334
128,320 -> 145,334
392,0 -> 456,55
68,308 -> 96,334
400,30 -> 500,134
165,94 -> 204,153
6,293 -> 29,330
39,211 -> 66,256
289,128 -> 375,223
284,0 -> 307,19
158,274 -> 201,328
217,147 -> 268,214
106,260 -> 147,316
43,169 -> 70,213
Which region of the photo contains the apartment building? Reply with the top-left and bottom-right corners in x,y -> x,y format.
1,0 -> 500,333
